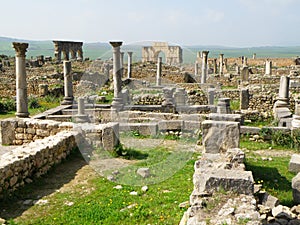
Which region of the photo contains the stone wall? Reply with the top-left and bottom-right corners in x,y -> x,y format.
0,130 -> 79,197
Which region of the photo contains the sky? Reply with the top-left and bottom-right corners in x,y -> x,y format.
1,0 -> 300,47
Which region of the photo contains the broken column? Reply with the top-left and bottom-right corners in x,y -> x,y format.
253,53 -> 256,59
208,88 -> 215,105
265,60 -> 272,75
61,61 -> 74,105
13,42 -> 29,118
156,57 -> 162,86
213,58 -> 217,74
240,66 -> 249,81
162,87 -> 175,113
275,76 -> 290,108
74,97 -> 89,123
110,41 -> 123,111
127,52 -> 133,78
217,98 -> 231,114
194,61 -> 199,76
201,51 -> 209,83
240,88 -> 250,110
219,54 -> 224,75
39,84 -> 48,97
243,57 -> 248,67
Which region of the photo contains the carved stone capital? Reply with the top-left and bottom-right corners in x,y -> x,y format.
109,41 -> 123,48
12,42 -> 29,57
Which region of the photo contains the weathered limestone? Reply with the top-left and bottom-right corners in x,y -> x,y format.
120,52 -> 124,77
194,62 -> 199,76
213,58 -> 217,74
61,61 -> 74,105
74,97 -> 89,123
289,154 -> 300,173
219,54 -> 224,75
292,99 -> 300,128
156,57 -> 162,86
201,51 -> 209,84
38,84 -> 48,97
142,42 -> 182,65
208,88 -> 215,105
240,88 -> 250,110
110,41 -> 123,111
127,52 -> 133,78
174,88 -> 187,107
202,120 -> 240,153
162,87 -> 175,112
241,66 -> 249,81
274,76 -> 291,122
243,57 -> 248,66
292,172 -> 300,204
12,42 -> 29,118
217,98 -> 231,114
53,40 -> 83,62
265,60 -> 272,75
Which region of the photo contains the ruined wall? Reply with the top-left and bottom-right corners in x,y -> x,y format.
0,130 -> 79,197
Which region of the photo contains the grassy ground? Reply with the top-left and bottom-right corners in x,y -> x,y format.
2,144 -> 197,225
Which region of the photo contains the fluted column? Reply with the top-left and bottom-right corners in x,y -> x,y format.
13,42 -> 29,118
110,41 -> 123,111
127,52 -> 133,78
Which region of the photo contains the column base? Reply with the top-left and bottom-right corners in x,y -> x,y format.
15,112 -> 30,118
111,98 -> 124,111
73,114 -> 90,123
61,97 -> 74,105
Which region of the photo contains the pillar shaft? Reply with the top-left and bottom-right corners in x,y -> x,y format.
120,52 -> 124,77
201,51 -> 209,83
279,76 -> 290,99
61,61 -> 73,105
213,58 -> 217,74
194,62 -> 199,76
156,57 -> 162,86
219,54 -> 224,75
13,42 -> 29,118
127,52 -> 133,78
265,60 -> 272,75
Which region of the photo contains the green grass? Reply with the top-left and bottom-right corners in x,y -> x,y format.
245,155 -> 296,206
6,148 -> 197,225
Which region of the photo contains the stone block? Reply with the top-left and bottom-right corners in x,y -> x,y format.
292,172 -> 300,204
202,120 -> 240,154
0,119 -> 17,145
208,113 -> 243,123
193,169 -> 254,195
158,120 -> 183,131
102,122 -> 120,151
183,121 -> 201,131
289,154 -> 300,173
137,168 -> 150,178
119,123 -> 158,136
240,126 -> 260,135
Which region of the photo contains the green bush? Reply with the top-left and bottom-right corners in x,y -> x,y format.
28,97 -> 41,109
0,98 -> 16,112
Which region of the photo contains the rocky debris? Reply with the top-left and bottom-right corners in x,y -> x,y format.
136,167 -> 150,178
113,185 -> 122,190
141,186 -> 148,192
289,154 -> 300,173
292,172 -> 300,204
0,218 -> 5,225
129,191 -> 138,196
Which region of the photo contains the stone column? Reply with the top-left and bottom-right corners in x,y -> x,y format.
13,42 -> 29,118
62,50 -> 69,61
61,61 -> 74,105
127,52 -> 133,79
156,57 -> 162,86
208,88 -> 215,105
240,88 -> 249,110
70,49 -> 76,60
120,52 -> 124,77
110,41 -> 123,111
219,54 -> 224,75
39,84 -> 48,97
162,87 -> 175,113
241,66 -> 249,81
265,60 -> 272,75
253,53 -> 256,59
217,98 -> 231,114
292,99 -> 300,128
201,51 -> 209,83
53,41 -> 62,62
213,58 -> 217,74
74,97 -> 89,123
197,51 -> 202,58
275,76 -> 290,108
194,62 -> 199,76
243,57 -> 248,67
77,48 -> 83,61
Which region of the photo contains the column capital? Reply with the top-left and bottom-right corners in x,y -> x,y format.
109,41 -> 123,48
127,51 -> 133,56
12,42 -> 29,57
202,50 -> 209,55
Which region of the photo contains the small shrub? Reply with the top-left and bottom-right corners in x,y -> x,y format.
28,97 -> 41,109
0,98 -> 16,112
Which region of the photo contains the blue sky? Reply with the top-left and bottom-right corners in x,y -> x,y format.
2,0 -> 300,47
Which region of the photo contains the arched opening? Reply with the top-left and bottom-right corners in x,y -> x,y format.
154,51 -> 166,63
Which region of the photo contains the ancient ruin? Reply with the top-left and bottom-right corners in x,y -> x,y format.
53,40 -> 83,62
142,42 -> 182,65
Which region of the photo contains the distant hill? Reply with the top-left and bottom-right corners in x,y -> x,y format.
0,36 -> 299,63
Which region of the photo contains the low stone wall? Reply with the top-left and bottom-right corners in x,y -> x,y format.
0,130 -> 79,197
132,93 -> 164,105
0,118 -> 73,145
